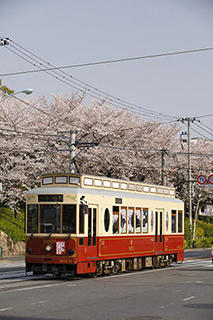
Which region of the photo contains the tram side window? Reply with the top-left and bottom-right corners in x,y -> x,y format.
104,208 -> 110,232
171,210 -> 176,233
128,208 -> 134,233
178,211 -> 183,233
142,208 -> 148,233
40,204 -> 60,233
27,205 -> 38,233
62,205 -> 76,233
112,206 -> 119,234
120,207 -> 127,233
135,208 -> 141,233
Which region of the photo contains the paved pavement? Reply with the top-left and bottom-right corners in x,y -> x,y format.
0,256 -> 24,273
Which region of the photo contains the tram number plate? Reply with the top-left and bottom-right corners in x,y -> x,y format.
56,241 -> 66,255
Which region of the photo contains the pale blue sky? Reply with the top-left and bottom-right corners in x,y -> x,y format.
1,0 -> 213,132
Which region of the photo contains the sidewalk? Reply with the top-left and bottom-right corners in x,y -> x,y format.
0,255 -> 24,264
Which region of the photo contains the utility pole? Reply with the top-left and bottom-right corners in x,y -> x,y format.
160,149 -> 167,186
69,131 -> 76,173
179,117 -> 198,231
58,130 -> 76,173
187,118 -> 192,229
58,131 -> 98,173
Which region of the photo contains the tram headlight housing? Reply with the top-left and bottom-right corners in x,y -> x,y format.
68,249 -> 75,255
45,245 -> 52,252
26,247 -> 32,254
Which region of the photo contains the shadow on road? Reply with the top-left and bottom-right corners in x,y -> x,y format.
184,303 -> 213,310
177,268 -> 213,272
0,317 -> 65,320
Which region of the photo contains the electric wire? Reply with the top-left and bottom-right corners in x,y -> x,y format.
193,122 -> 213,137
0,87 -> 58,119
79,156 -> 212,173
199,120 -> 213,134
0,126 -> 60,138
191,125 -> 213,141
1,45 -> 213,76
4,44 -> 175,120
89,143 -> 213,156
0,123 -> 211,157
9,39 -> 176,120
196,113 -> 213,119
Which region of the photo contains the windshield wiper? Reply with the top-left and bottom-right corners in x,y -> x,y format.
47,232 -> 53,239
67,232 -> 71,240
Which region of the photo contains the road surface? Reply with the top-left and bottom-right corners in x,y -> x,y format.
0,256 -> 212,320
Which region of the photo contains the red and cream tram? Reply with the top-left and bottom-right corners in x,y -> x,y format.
26,173 -> 184,276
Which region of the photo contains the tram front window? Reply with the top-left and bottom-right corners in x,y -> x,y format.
62,205 -> 76,233
27,204 -> 38,233
40,204 -> 60,233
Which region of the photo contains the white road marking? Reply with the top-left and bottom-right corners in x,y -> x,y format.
67,284 -> 77,287
195,281 -> 203,283
159,302 -> 174,309
32,300 -> 48,305
0,307 -> 14,312
183,296 -> 195,301
8,283 -> 65,293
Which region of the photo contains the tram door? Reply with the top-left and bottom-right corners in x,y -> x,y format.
154,210 -> 164,253
87,206 -> 98,258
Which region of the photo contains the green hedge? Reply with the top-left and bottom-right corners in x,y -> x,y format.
184,217 -> 213,249
0,207 -> 25,243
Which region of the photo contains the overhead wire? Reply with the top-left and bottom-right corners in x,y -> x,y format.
0,87 -> 58,119
191,125 -> 213,141
199,120 -> 213,134
9,39 -> 176,120
196,113 -> 213,119
193,122 -> 213,137
0,122 -> 211,157
79,154 -> 213,172
4,42 -> 175,121
81,143 -> 213,156
1,44 -> 213,75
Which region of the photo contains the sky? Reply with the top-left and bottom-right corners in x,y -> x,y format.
0,0 -> 213,136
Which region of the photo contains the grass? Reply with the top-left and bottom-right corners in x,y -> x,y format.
0,207 -> 25,243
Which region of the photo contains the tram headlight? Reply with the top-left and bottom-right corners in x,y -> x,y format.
68,249 -> 75,255
45,245 -> 52,252
26,247 -> 32,254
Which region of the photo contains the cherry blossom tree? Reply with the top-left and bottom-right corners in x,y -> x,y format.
0,92 -> 212,219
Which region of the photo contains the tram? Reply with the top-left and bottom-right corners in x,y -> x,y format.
25,173 -> 184,276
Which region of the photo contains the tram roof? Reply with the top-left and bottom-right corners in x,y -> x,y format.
34,172 -> 177,199
27,186 -> 182,204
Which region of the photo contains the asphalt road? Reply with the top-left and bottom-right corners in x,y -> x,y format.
0,258 -> 212,320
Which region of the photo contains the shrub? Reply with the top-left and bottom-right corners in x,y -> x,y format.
0,207 -> 25,242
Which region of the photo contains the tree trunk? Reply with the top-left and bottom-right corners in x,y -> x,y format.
14,208 -> 19,220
